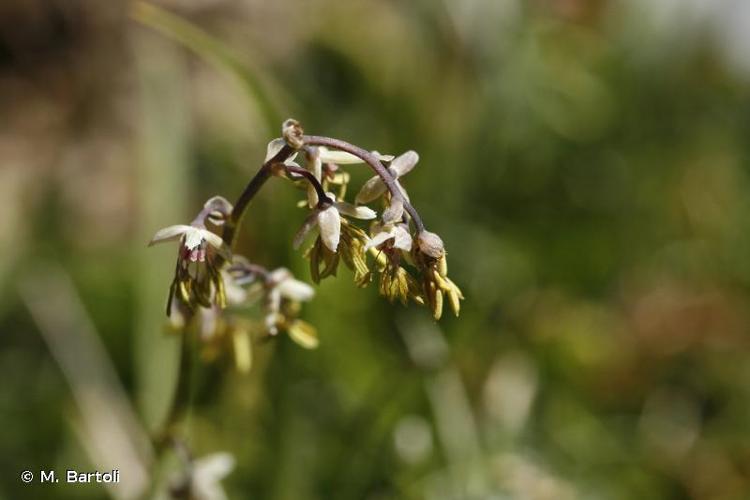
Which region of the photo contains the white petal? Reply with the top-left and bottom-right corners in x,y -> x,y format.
392,225 -> 413,251
148,224 -> 191,246
318,147 -> 364,164
278,277 -> 315,302
335,201 -> 377,220
364,230 -> 393,251
265,138 -> 286,161
310,150 -> 322,181
197,228 -> 225,250
183,228 -> 204,250
293,212 -> 319,249
355,175 -> 388,204
317,206 -> 341,252
390,150 -> 419,177
307,150 -> 322,208
268,267 -> 291,283
382,199 -> 404,224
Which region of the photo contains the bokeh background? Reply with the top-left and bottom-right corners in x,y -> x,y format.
3,0 -> 750,498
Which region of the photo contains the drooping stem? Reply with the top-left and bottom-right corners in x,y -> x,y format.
223,144 -> 296,247
302,135 -> 426,233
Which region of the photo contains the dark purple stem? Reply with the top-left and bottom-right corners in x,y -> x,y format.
223,144 -> 295,247
284,165 -> 332,208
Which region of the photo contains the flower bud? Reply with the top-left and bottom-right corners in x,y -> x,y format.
417,230 -> 445,258
282,118 -> 304,149
203,195 -> 233,214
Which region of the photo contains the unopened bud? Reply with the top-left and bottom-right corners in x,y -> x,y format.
282,118 -> 304,149
417,230 -> 445,258
203,195 -> 233,214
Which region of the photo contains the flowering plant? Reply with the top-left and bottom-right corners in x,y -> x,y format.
150,119 -> 463,372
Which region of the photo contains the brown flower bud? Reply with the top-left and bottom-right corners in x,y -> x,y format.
282,118 -> 305,149
417,230 -> 445,259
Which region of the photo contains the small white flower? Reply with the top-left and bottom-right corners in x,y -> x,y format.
355,150 -> 419,205
151,220 -> 230,314
268,268 -> 315,302
293,193 -> 376,252
365,222 -> 412,252
149,224 -> 225,262
189,452 -> 235,500
264,268 -> 314,335
317,205 -> 342,251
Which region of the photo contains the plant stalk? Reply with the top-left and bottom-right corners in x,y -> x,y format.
302,135 -> 426,233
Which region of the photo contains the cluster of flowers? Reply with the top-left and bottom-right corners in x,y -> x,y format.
149,120 -> 463,371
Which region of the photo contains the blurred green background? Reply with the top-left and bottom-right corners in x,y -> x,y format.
3,0 -> 750,498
